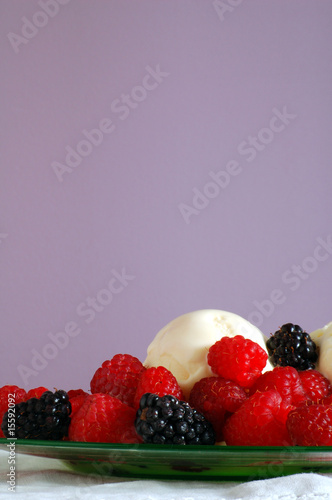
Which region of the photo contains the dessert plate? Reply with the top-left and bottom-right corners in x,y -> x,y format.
1,438 -> 332,481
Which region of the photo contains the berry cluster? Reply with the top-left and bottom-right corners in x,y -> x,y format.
1,322 -> 331,446
1,390 -> 71,440
266,323 -> 318,370
135,393 -> 215,445
0,354 -> 184,444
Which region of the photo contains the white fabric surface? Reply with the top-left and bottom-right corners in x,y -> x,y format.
1,450 -> 332,500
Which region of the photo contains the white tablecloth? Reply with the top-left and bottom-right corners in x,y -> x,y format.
1,450 -> 332,500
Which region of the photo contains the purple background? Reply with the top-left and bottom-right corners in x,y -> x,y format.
1,0 -> 331,392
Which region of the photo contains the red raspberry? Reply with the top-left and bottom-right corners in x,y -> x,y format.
67,389 -> 89,419
207,335 -> 268,388
25,387 -> 49,399
67,389 -> 88,399
0,385 -> 26,438
69,394 -> 89,419
188,376 -> 248,441
223,390 -> 292,446
321,393 -> 332,406
287,403 -> 332,446
90,354 -> 146,407
134,366 -> 184,408
298,370 -> 332,402
68,393 -> 142,443
250,366 -> 307,407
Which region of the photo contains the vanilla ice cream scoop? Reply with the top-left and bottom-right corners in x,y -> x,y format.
144,309 -> 272,399
310,321 -> 332,383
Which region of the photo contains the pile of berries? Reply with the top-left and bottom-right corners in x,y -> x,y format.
1,323 -> 332,446
1,390 -> 71,440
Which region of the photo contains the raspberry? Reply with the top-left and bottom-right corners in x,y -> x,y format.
67,389 -> 89,418
25,387 -> 49,399
68,393 -> 141,444
0,385 -> 27,438
250,366 -> 307,407
287,403 -> 332,446
135,393 -> 215,445
299,369 -> 332,402
67,389 -> 88,399
1,390 -> 71,440
90,354 -> 146,407
188,376 -> 248,441
223,390 -> 292,446
134,366 -> 184,408
321,393 -> 332,406
207,335 -> 268,388
266,323 -> 318,370
69,394 -> 88,419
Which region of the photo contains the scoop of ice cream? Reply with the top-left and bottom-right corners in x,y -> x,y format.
144,309 -> 272,399
310,321 -> 332,383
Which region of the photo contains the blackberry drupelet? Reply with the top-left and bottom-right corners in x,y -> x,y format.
266,323 -> 318,370
1,390 -> 71,440
135,393 -> 215,445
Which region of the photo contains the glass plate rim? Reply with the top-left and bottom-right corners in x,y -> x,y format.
2,437 -> 332,453
3,438 -> 332,481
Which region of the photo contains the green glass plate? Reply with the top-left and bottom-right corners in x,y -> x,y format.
1,438 -> 332,481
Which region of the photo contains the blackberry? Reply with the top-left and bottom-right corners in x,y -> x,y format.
135,393 -> 215,445
1,390 -> 71,440
266,323 -> 318,370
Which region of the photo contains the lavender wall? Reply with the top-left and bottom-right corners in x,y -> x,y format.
1,0 -> 331,392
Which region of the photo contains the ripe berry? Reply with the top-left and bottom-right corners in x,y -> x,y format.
287,403 -> 332,446
134,366 -> 184,408
68,390 -> 88,419
68,393 -> 141,444
207,335 -> 268,388
67,389 -> 88,399
250,366 -> 307,408
0,386 -> 27,438
90,354 -> 146,407
1,390 -> 71,440
266,323 -> 318,370
223,390 -> 292,446
299,369 -> 332,402
188,376 -> 248,441
321,393 -> 332,406
25,387 -> 49,400
135,393 -> 215,445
